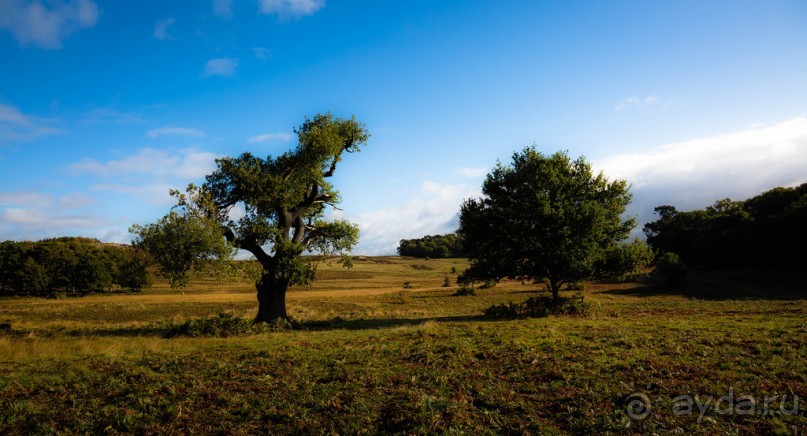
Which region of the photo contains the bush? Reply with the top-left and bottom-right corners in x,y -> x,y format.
479,280 -> 496,289
567,281 -> 585,291
453,285 -> 476,296
598,239 -> 654,281
655,252 -> 688,284
442,276 -> 451,287
483,295 -> 591,318
164,312 -> 293,337
403,281 -> 413,289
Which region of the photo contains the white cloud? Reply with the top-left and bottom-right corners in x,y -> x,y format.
70,147 -> 217,179
0,0 -> 99,49
146,126 -> 206,138
259,0 -> 325,18
614,94 -> 670,111
213,0 -> 233,19
595,115 -> 807,231
0,102 -> 66,144
247,132 -> 294,144
455,166 -> 487,178
153,17 -> 175,41
0,103 -> 28,125
341,181 -> 480,255
81,108 -> 146,124
252,46 -> 271,60
0,191 -> 105,241
201,58 -> 239,78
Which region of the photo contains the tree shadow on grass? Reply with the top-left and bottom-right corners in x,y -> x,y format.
599,270 -> 807,301
300,314 -> 496,331
3,314 -> 501,338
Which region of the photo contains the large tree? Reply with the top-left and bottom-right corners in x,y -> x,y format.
132,113 -> 369,322
458,148 -> 635,301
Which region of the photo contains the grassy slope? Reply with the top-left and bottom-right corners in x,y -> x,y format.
0,257 -> 804,434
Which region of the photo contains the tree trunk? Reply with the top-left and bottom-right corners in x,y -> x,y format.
255,273 -> 290,323
548,280 -> 561,303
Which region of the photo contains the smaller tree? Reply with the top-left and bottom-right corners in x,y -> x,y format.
459,148 -> 635,302
597,239 -> 653,281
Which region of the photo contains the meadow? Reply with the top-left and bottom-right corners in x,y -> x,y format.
0,257 -> 804,434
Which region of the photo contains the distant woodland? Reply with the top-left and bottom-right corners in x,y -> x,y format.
397,234 -> 465,258
0,237 -> 151,296
644,182 -> 807,271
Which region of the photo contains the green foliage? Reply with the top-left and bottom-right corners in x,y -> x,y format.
597,239 -> 653,281
452,285 -> 476,296
459,148 -> 634,299
164,312 -> 294,337
131,113 -> 368,321
0,238 -> 152,296
397,233 -> 464,258
478,280 -> 496,289
116,257 -> 153,291
654,252 -> 688,284
643,183 -> 807,270
442,276 -> 451,287
130,186 -> 235,289
484,295 -> 591,318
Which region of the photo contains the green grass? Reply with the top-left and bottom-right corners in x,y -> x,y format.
0,257 -> 804,434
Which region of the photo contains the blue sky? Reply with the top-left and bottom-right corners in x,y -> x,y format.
1,0 -> 806,254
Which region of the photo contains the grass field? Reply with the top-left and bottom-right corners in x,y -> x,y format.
0,257 -> 804,434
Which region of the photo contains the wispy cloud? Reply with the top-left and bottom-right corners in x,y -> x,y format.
201,58 -> 239,78
0,191 -> 104,241
259,0 -> 325,18
154,17 -> 175,41
252,46 -> 271,60
247,132 -> 294,144
212,0 -> 233,19
81,108 -> 146,124
338,180 -> 479,255
0,102 -> 66,144
71,147 -> 217,179
146,126 -> 206,138
614,94 -> 671,111
595,115 -> 807,231
455,166 -> 487,178
0,0 -> 99,49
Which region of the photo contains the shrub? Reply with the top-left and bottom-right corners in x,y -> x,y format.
164,312 -> 292,337
567,281 -> 585,291
598,239 -> 654,281
442,276 -> 451,287
403,281 -> 413,289
479,280 -> 496,289
453,285 -> 476,296
655,252 -> 688,284
450,266 -> 457,274
483,295 -> 591,318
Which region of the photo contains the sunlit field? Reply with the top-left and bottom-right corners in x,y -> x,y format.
0,257 -> 804,434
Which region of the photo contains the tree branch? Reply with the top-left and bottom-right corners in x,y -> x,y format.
223,226 -> 273,268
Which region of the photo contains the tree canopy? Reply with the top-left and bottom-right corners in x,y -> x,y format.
397,233 -> 465,258
643,182 -> 807,270
0,237 -> 151,296
131,113 -> 369,322
458,148 -> 636,300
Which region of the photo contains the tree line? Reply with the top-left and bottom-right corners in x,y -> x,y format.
0,237 -> 151,296
643,183 -> 807,271
397,233 -> 465,258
